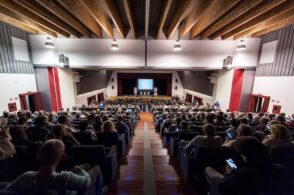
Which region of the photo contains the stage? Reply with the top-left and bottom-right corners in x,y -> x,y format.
108,95 -> 171,101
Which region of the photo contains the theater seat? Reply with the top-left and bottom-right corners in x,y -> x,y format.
70,145 -> 117,181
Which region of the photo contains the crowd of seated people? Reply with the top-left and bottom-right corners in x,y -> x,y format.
0,101 -> 140,194
153,104 -> 294,194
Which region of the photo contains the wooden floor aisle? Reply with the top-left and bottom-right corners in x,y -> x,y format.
108,112 -> 197,195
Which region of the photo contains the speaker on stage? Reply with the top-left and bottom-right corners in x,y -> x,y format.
154,87 -> 158,96
134,87 -> 137,95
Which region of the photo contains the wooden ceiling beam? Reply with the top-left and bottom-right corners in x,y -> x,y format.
233,8 -> 294,39
36,0 -> 92,37
57,0 -> 102,38
0,0 -> 70,37
0,12 -> 38,34
190,0 -> 241,39
123,0 -> 136,38
14,0 -> 82,38
200,0 -> 263,39
80,0 -> 113,38
221,1 -> 294,39
0,5 -> 57,37
179,0 -> 212,39
103,0 -> 126,38
167,0 -> 198,39
252,17 -> 294,37
156,0 -> 172,39
209,0 -> 287,39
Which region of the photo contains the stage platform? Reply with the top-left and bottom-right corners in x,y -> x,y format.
109,95 -> 171,101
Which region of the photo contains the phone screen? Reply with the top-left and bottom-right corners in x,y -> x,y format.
226,158 -> 237,169
227,132 -> 233,140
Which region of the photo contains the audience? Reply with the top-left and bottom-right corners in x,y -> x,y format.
263,124 -> 292,149
0,118 -> 15,161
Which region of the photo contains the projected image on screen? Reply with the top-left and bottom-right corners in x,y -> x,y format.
138,79 -> 153,90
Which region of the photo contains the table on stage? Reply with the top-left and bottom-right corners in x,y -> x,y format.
109,95 -> 171,101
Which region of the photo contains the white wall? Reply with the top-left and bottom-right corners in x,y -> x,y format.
106,71 -> 118,98
184,89 -> 215,105
75,88 -> 106,106
214,69 -> 235,111
232,38 -> 261,68
253,76 -> 294,115
0,73 -> 37,113
57,68 -> 76,110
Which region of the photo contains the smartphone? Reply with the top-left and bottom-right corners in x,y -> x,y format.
126,109 -> 132,113
227,132 -> 233,140
226,158 -> 237,170
266,125 -> 270,130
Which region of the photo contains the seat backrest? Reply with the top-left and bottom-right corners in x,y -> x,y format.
188,125 -> 202,133
71,145 -> 106,166
270,146 -> 294,173
192,146 -> 234,175
178,131 -> 200,141
97,132 -> 119,147
72,132 -> 93,145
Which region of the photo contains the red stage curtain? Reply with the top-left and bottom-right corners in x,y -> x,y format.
229,69 -> 244,112
262,96 -> 270,112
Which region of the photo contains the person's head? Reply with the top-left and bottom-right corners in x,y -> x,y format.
230,118 -> 240,128
94,115 -> 102,124
102,120 -> 115,133
203,124 -> 216,137
175,117 -> 181,125
233,137 -> 271,169
17,116 -> 28,125
117,115 -> 123,122
36,139 -> 65,168
237,124 -> 252,137
58,115 -> 68,125
34,116 -> 47,126
247,113 -> 253,120
180,121 -> 188,130
260,116 -> 269,125
216,113 -> 224,121
240,117 -> 248,124
79,120 -> 89,131
270,124 -> 291,142
252,131 -> 265,142
205,113 -> 214,123
276,114 -> 286,123
52,125 -> 66,138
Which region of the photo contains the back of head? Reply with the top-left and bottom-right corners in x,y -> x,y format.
237,124 -> 252,137
52,125 -> 66,138
240,117 -> 248,124
57,115 -> 68,124
117,115 -> 123,122
103,120 -> 115,133
17,116 -> 28,125
35,116 -> 46,126
79,120 -> 88,131
203,123 -> 216,137
271,124 -> 291,142
37,139 -> 65,166
180,121 -> 188,130
231,118 -> 240,128
233,137 -> 271,169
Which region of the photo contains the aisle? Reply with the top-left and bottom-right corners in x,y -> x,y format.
109,112 -> 196,195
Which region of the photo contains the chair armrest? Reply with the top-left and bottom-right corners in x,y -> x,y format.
0,182 -> 10,189
179,147 -> 193,180
106,145 -> 118,181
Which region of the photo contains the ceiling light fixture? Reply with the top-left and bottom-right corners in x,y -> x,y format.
110,39 -> 119,51
44,36 -> 55,49
236,38 -> 246,51
173,40 -> 182,51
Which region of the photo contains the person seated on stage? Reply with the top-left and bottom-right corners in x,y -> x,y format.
262,124 -> 292,149
205,137 -> 289,195
185,124 -> 222,152
224,124 -> 252,147
5,139 -> 105,195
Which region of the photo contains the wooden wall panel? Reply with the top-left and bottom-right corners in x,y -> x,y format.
0,22 -> 34,73
256,25 -> 294,76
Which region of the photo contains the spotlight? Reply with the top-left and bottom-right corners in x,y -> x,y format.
44,36 -> 55,49
236,38 -> 246,51
173,40 -> 181,51
110,39 -> 119,50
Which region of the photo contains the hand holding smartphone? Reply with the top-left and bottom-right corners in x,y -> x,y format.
226,158 -> 237,170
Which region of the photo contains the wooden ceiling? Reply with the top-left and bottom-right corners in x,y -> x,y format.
0,0 -> 293,40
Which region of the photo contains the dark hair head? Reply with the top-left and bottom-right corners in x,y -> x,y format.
240,117 -> 248,124
94,115 -> 102,124
117,115 -> 123,121
35,116 -> 46,126
237,124 -> 252,137
203,123 -> 216,137
36,139 -> 65,166
252,131 -> 265,142
52,125 -> 66,138
79,120 -> 88,131
180,121 -> 188,129
230,118 -> 240,128
233,136 -> 271,169
58,115 -> 68,124
17,116 -> 28,125
205,113 -> 214,123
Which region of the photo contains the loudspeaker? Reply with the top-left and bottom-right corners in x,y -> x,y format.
59,54 -> 69,67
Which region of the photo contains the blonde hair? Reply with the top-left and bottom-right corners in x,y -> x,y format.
271,124 -> 291,142
102,120 -> 116,133
37,139 -> 65,166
